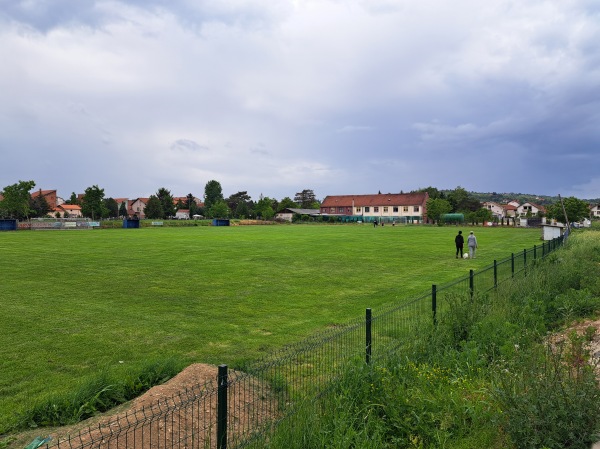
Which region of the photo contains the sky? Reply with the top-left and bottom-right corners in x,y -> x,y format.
1,0 -> 599,202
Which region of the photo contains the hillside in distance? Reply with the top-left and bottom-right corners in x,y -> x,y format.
461,191 -> 599,205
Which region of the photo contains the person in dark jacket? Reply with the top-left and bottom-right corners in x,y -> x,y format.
455,230 -> 464,258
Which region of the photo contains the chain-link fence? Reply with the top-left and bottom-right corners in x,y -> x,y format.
41,234 -> 567,449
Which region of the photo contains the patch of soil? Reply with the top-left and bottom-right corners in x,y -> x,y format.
548,317 -> 600,374
9,363 -> 275,449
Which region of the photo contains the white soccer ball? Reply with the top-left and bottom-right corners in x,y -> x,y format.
463,253 -> 469,259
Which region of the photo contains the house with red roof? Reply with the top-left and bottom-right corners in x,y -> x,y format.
502,203 -> 518,218
129,198 -> 149,219
517,202 -> 546,217
31,189 -> 59,209
320,192 -> 429,223
54,204 -> 83,218
483,201 -> 505,219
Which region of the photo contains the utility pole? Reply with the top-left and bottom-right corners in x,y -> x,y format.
558,194 -> 570,234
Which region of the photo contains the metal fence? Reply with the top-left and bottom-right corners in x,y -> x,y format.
24,218 -> 100,230
42,234 -> 567,449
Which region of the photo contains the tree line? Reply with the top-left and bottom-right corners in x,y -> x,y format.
0,180 -> 321,221
420,185 -> 593,225
0,180 -> 592,223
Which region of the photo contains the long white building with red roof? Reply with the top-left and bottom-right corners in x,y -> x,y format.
320,192 -> 429,223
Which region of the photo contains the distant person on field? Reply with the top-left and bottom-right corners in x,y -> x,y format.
455,230 -> 464,258
467,231 -> 478,259
374,219 -> 378,228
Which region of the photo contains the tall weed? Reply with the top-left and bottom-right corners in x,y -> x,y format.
494,338 -> 600,449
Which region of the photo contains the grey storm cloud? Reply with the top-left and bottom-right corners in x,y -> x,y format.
0,0 -> 599,201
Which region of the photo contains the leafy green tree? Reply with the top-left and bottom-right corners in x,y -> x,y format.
190,202 -> 203,218
185,193 -> 195,209
119,202 -> 128,218
226,191 -> 252,218
294,189 -> 317,209
475,207 -> 493,224
104,198 -> 119,218
67,192 -> 79,205
156,188 -> 175,219
255,195 -> 275,220
447,186 -> 481,212
235,201 -> 249,218
418,186 -> 442,200
204,180 -> 224,210
30,190 -> 51,218
144,195 -> 163,219
278,197 -> 297,211
425,198 -> 452,224
0,180 -> 35,219
208,200 -> 230,219
184,194 -> 203,217
547,197 -> 591,223
81,185 -> 107,219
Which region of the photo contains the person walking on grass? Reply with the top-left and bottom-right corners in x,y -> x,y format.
455,230 -> 464,258
467,231 -> 478,259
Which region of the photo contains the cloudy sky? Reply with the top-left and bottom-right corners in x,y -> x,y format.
1,0 -> 599,202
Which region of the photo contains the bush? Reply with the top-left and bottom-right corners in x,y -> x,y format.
494,339 -> 600,449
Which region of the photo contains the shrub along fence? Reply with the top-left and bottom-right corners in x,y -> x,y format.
41,235 -> 567,449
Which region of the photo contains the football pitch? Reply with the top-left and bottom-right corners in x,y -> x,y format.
0,224 -> 540,426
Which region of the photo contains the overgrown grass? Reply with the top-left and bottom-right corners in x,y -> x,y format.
0,224 -> 538,433
254,229 -> 600,448
14,357 -> 183,430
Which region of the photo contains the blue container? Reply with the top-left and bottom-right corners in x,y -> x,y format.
212,219 -> 230,226
0,219 -> 18,231
123,218 -> 141,229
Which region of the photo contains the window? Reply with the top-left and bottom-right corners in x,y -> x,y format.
356,207 -> 361,213
414,206 -> 420,212
393,207 -> 398,213
338,207 -> 344,213
364,207 -> 370,212
330,207 -> 335,213
374,207 -> 379,212
383,207 -> 388,213
403,206 -> 409,212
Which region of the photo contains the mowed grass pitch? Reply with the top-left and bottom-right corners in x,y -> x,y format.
0,224 -> 540,428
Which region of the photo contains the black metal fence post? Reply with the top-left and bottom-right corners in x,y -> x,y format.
217,364 -> 228,449
523,248 -> 527,274
542,241 -> 546,258
469,270 -> 474,300
533,244 -> 537,261
366,308 -> 372,364
493,260 -> 497,288
432,285 -> 437,326
511,253 -> 515,278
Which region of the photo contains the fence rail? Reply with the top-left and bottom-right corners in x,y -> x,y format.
41,234 -> 567,449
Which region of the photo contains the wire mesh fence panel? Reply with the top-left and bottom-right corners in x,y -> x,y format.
227,319 -> 367,447
436,276 -> 473,321
370,293 -> 434,360
472,265 -> 495,295
46,383 -> 219,449
495,255 -> 514,286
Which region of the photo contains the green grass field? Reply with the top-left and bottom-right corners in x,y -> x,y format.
0,224 -> 540,429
